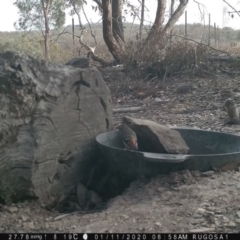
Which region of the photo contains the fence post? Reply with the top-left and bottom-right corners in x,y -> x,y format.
72,18 -> 75,45
217,25 -> 220,46
208,13 -> 211,46
214,22 -> 217,46
185,10 -> 187,38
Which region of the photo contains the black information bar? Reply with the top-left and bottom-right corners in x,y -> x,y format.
1,233 -> 238,240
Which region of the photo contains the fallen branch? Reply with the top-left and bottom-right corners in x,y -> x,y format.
113,106 -> 145,113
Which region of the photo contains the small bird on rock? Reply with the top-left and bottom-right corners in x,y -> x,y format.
119,123 -> 138,151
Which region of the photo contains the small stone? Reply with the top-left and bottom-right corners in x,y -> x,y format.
207,207 -> 216,211
24,207 -> 31,214
57,226 -> 62,231
220,216 -> 229,223
8,207 -> 18,213
204,211 -> 215,217
40,203 -> 46,208
236,211 -> 240,218
236,219 -> 240,223
0,227 -> 5,231
200,202 -> 210,207
72,225 -> 76,229
21,215 -> 29,222
28,221 -> 34,229
226,222 -> 236,227
191,218 -> 205,225
215,209 -> 222,214
222,182 -> 226,185
202,171 -> 214,177
155,98 -> 162,102
195,208 -> 206,214
45,223 -> 49,229
16,223 -> 22,228
214,220 -> 220,226
155,222 -> 161,227
157,187 -> 165,192
201,222 -> 211,227
23,221 -> 34,230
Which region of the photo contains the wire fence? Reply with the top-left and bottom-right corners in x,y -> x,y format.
172,11 -> 240,48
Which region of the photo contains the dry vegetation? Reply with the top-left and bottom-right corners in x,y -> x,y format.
1,23 -> 240,66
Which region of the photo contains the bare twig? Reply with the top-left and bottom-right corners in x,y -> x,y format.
51,25 -> 71,44
93,0 -> 102,9
223,0 -> 240,17
69,0 -> 83,28
193,0 -> 208,25
126,1 -> 148,35
69,1 -> 97,56
81,5 -> 98,45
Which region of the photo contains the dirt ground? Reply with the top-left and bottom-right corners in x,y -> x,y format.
1,70 -> 240,233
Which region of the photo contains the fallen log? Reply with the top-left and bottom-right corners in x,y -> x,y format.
0,51 -> 113,207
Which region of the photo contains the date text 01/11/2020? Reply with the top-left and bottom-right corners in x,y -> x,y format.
4,233 -> 232,240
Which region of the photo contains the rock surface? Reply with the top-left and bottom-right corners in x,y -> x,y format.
122,116 -> 189,154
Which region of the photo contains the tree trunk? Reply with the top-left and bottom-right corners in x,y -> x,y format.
112,0 -> 124,43
139,0 -> 145,40
93,0 -> 125,44
41,0 -> 50,62
161,0 -> 188,35
0,51 -> 113,207
145,0 -> 167,42
102,0 -> 124,63
144,0 -> 188,52
169,0 -> 175,44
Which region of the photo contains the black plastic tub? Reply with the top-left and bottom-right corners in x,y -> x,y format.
96,127 -> 240,180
